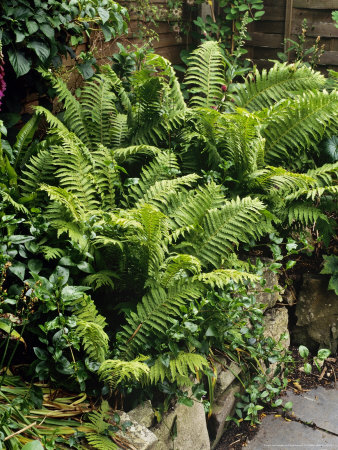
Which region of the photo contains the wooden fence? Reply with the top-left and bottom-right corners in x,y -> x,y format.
246,0 -> 338,71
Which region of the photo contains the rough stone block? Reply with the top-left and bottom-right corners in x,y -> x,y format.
128,400 -> 155,428
117,411 -> 158,450
151,398 -> 210,450
208,383 -> 241,450
295,274 -> 338,352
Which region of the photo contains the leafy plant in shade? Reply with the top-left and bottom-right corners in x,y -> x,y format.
0,0 -> 128,78
321,255 -> 338,295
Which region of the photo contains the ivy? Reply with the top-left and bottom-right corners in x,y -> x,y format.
0,0 -> 129,77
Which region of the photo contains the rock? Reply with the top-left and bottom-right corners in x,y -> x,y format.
255,259 -> 283,310
208,383 -> 241,450
263,307 -> 290,350
128,400 -> 155,428
117,411 -> 158,450
213,359 -> 241,400
294,274 -> 338,353
262,307 -> 290,377
151,398 -> 210,450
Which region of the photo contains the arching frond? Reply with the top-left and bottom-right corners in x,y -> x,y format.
185,41 -> 226,108
263,90 -> 338,164
233,61 -> 325,111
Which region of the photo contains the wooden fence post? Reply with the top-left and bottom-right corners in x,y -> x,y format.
284,0 -> 294,57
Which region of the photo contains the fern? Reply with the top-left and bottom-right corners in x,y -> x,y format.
192,196 -> 268,268
98,357 -> 150,388
84,270 -> 117,290
185,41 -> 226,108
38,246 -> 65,260
149,352 -> 209,386
75,296 -> 109,363
263,90 -> 338,164
86,401 -> 118,450
233,61 -> 326,111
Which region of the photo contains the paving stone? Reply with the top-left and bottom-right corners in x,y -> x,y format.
284,386 -> 338,434
246,414 -> 338,449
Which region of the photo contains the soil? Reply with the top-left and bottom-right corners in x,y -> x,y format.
215,347 -> 338,449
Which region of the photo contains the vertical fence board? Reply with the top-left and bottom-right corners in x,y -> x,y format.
245,0 -> 338,71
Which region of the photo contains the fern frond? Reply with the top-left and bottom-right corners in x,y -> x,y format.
80,75 -> 117,147
84,271 -> 117,290
39,246 -> 65,260
38,70 -> 91,145
86,434 -> 117,450
263,90 -> 338,164
185,41 -> 226,108
233,61 -> 326,111
286,203 -> 329,227
98,357 -> 150,389
149,352 -> 209,386
113,145 -> 160,163
22,147 -> 55,195
0,191 -> 29,214
75,297 -> 109,363
120,283 -> 202,357
40,185 -> 85,222
193,197 -> 267,268
161,254 -> 202,288
195,269 -> 260,288
111,113 -> 129,148
126,151 -> 181,205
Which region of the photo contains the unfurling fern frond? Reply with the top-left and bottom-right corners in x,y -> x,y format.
75,296 -> 109,362
149,352 -> 209,386
98,357 -> 150,389
263,90 -> 338,164
185,41 -> 226,108
233,61 -> 326,111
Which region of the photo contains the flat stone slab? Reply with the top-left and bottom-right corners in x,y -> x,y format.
246,414 -> 338,449
284,386 -> 338,434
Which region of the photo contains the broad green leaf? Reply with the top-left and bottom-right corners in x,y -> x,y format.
304,362 -> 312,374
27,41 -> 50,62
40,23 -> 54,39
26,21 -> 39,34
317,348 -> 331,360
8,49 -> 31,77
299,345 -> 309,359
98,7 -> 110,24
21,440 -> 44,450
9,261 -> 26,281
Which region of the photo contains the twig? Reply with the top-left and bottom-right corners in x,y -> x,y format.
318,366 -> 327,381
4,421 -> 37,441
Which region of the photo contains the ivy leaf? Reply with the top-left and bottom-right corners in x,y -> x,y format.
40,23 -> 54,39
27,41 -> 50,62
77,61 -> 95,80
101,24 -> 112,42
98,7 -> 110,24
8,49 -> 31,77
9,262 -> 26,281
26,21 -> 39,34
321,255 -> 338,275
15,30 -> 26,43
